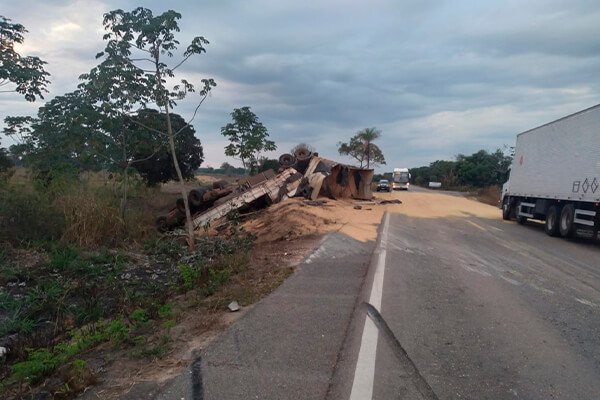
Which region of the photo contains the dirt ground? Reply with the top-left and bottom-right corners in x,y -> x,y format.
80,188 -> 501,398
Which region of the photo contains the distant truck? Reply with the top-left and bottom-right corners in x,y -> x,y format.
393,168 -> 410,190
501,104 -> 600,238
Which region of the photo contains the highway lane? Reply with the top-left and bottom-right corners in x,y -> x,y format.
336,189 -> 600,399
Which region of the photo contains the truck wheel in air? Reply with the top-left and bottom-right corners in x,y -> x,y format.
516,201 -> 527,224
544,206 -> 560,237
559,204 -> 575,238
502,198 -> 511,220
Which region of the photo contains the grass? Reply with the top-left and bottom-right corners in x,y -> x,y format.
0,232 -> 256,399
0,169 -> 258,399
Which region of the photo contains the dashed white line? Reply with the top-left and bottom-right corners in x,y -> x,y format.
349,212 -> 390,400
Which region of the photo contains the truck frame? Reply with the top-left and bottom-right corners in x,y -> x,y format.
501,104 -> 600,238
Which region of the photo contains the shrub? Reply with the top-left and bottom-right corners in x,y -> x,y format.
0,185 -> 65,243
54,187 -> 125,248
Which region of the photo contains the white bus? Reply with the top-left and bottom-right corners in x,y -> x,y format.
393,168 -> 410,190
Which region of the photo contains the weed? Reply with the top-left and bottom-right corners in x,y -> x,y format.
0,312 -> 38,336
49,246 -> 81,270
178,264 -> 199,291
72,359 -> 87,371
11,347 -> 57,384
107,318 -> 130,344
130,334 -> 171,360
130,308 -> 148,328
157,303 -> 174,319
0,184 -> 65,243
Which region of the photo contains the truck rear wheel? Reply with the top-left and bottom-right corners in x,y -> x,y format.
502,198 -> 511,220
559,204 -> 575,238
545,206 -> 560,236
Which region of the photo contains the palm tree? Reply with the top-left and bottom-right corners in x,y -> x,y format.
357,127 -> 381,169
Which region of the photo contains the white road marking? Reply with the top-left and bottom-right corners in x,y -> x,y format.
349,212 -> 390,400
499,274 -> 523,286
529,283 -> 555,295
466,220 -> 486,231
466,219 -> 503,233
574,298 -> 599,308
461,264 -> 492,277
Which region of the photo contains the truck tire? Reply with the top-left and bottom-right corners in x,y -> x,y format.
544,206 -> 560,237
559,204 -> 575,238
502,198 -> 511,220
516,201 -> 527,225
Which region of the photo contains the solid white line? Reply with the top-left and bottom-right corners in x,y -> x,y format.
349,212 -> 390,400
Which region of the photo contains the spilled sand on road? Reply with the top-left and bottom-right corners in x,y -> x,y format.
239,189 -> 500,243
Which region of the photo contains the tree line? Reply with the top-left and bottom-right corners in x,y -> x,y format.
409,149 -> 512,188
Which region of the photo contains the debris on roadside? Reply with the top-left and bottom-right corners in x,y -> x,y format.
228,301 -> 240,312
380,199 -> 403,205
156,144 -> 377,232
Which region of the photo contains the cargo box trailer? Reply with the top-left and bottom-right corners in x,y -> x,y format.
501,104 -> 600,238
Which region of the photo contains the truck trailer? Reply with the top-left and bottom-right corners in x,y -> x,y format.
501,104 -> 600,238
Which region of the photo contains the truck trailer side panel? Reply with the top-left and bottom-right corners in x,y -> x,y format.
509,105 -> 600,203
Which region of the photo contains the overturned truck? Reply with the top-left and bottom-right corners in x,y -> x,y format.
157,145 -> 374,232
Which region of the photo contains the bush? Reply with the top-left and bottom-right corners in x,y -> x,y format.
0,185 -> 65,243
54,186 -> 125,248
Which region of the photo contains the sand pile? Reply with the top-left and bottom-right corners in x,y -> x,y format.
241,201 -> 339,243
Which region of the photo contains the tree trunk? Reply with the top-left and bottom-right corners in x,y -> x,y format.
119,132 -> 128,218
164,105 -> 195,251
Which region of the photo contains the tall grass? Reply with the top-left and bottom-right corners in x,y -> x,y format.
1,170 -> 159,248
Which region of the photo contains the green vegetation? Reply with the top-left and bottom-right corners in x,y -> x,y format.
410,149 -> 512,189
0,15 -> 50,102
221,106 -> 277,173
338,127 -> 386,169
0,231 -> 255,396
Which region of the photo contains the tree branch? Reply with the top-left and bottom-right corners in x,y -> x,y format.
171,54 -> 192,71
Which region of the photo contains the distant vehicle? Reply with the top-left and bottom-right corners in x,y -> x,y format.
501,104 -> 600,238
377,179 -> 391,192
393,168 -> 410,190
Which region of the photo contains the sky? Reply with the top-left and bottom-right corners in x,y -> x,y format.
2,0 -> 600,172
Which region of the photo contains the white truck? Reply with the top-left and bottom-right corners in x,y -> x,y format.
501,104 -> 600,238
393,168 -> 410,190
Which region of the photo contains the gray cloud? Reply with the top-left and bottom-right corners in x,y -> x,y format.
2,0 -> 600,170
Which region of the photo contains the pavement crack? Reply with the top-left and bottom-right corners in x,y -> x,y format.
364,302 -> 440,400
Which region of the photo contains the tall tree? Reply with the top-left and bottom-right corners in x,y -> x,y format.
357,127 -> 382,169
0,16 -> 50,101
82,8 -> 216,250
126,110 -> 203,186
221,106 -> 276,172
338,127 -> 386,168
3,92 -> 110,174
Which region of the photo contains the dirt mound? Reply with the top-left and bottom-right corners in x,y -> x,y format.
242,202 -> 338,243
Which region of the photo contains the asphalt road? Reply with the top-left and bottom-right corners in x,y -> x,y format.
331,190 -> 600,399
148,189 -> 600,400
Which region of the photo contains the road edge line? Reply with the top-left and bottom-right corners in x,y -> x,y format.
348,212 -> 390,400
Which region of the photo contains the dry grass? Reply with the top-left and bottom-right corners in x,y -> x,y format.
55,188 -> 125,248
476,186 -> 501,206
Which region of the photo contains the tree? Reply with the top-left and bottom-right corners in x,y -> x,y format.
82,8 -> 216,250
0,16 -> 50,101
338,127 -> 386,168
126,110 -> 203,186
221,106 -> 276,172
0,147 -> 13,181
3,92 -> 110,176
455,149 -> 511,187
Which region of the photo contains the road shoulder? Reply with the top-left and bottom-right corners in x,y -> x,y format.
154,231 -> 377,400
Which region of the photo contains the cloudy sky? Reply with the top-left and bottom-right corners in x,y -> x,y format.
2,0 -> 600,171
